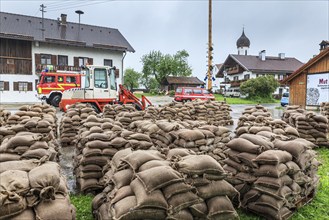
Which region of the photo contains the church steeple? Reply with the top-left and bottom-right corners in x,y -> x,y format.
236,28 -> 250,55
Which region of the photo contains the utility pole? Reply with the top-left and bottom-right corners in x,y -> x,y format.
40,4 -> 46,39
207,0 -> 213,91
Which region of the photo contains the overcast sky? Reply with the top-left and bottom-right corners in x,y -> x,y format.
1,0 -> 328,86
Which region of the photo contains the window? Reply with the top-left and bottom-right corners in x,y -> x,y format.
176,88 -> 182,93
94,68 -> 108,88
244,74 -> 250,80
44,76 -> 55,83
0,81 -> 7,91
66,76 -> 76,83
109,69 -> 116,90
41,54 -> 51,65
279,74 -> 284,80
104,59 -> 113,67
79,57 -> 89,66
184,89 -> 192,94
58,55 -> 68,66
58,76 -> 64,82
193,89 -> 202,94
233,76 -> 239,81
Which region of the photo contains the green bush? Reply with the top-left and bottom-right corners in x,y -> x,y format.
240,75 -> 280,99
168,90 -> 175,96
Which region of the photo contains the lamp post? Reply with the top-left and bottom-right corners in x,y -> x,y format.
75,10 -> 84,41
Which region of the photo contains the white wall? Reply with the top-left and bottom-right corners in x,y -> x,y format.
0,42 -> 125,104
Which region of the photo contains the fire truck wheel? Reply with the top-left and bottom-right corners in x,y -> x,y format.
50,94 -> 62,107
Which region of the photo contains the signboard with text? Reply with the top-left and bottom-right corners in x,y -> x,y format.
306,73 -> 329,105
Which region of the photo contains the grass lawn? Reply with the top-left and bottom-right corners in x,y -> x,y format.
71,147 -> 329,220
133,92 -> 163,98
214,94 -> 280,105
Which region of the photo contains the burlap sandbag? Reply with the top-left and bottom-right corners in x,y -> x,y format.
254,163 -> 288,178
189,201 -> 208,218
0,159 -> 39,173
167,209 -> 193,220
254,175 -> 293,190
138,160 -> 170,172
34,194 -> 75,220
121,150 -> 166,171
130,178 -> 168,210
28,162 -> 61,201
166,148 -> 196,160
0,195 -> 27,220
9,208 -> 35,220
136,166 -> 183,193
167,191 -> 202,214
0,170 -> 30,195
174,155 -> 226,176
162,182 -> 195,200
196,180 -> 238,200
111,148 -> 133,171
240,133 -> 274,150
111,168 -> 134,189
226,138 -> 263,154
176,129 -> 205,141
207,195 -> 239,220
110,185 -> 134,205
254,150 -> 292,165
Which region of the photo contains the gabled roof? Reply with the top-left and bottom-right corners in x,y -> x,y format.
0,11 -> 134,52
216,54 -> 303,77
282,47 -> 329,84
164,76 -> 205,85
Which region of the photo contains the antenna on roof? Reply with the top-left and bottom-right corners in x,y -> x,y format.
40,4 -> 46,39
75,10 -> 84,41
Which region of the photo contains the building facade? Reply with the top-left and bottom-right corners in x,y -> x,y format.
0,12 -> 134,103
215,30 -> 303,97
282,45 -> 329,107
161,76 -> 205,92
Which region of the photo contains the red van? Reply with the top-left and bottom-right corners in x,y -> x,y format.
174,87 -> 215,102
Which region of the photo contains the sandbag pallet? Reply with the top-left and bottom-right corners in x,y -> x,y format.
223,132 -> 320,220
282,105 -> 329,146
320,102 -> 329,120
235,105 -> 299,139
92,148 -> 239,220
74,115 -> 157,194
103,104 -> 137,119
59,103 -> 98,147
0,160 -> 76,220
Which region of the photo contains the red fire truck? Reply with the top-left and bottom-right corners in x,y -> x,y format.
36,71 -> 84,107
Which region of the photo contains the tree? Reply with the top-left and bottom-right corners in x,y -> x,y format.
240,75 -> 280,99
141,50 -> 192,89
123,68 -> 141,91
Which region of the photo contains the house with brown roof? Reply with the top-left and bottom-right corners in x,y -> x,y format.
162,76 -> 205,91
215,30 -> 303,97
282,44 -> 329,107
0,12 -> 134,103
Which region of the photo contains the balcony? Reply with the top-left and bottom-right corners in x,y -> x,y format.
35,64 -> 81,74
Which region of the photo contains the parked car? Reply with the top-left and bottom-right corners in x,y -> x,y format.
174,87 -> 215,102
224,88 -> 241,97
280,92 -> 289,106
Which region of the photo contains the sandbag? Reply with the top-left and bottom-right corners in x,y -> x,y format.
254,150 -> 292,165
207,196 -> 239,220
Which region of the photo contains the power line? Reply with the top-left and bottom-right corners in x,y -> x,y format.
47,1 -> 111,12
47,0 -> 90,10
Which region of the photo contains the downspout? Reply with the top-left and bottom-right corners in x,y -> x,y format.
121,51 -> 127,85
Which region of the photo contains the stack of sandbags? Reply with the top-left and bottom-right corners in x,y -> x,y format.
320,102 -> 329,120
0,108 -> 10,126
0,159 -> 76,219
224,132 -> 320,219
0,131 -> 59,162
157,106 -> 179,120
74,115 -> 156,194
103,104 -> 137,119
59,103 -> 98,146
92,148 -> 239,220
282,106 -> 328,145
144,106 -> 159,119
115,111 -> 145,129
236,105 -> 299,139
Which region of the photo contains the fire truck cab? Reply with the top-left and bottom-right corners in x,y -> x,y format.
37,71 -> 83,107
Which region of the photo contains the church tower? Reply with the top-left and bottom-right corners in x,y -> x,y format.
236,28 -> 250,55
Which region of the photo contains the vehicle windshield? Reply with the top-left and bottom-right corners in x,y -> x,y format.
203,90 -> 209,94
176,88 -> 182,93
282,93 -> 289,97
85,69 -> 90,88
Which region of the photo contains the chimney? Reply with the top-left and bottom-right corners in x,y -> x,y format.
279,53 -> 285,60
60,14 -> 67,25
259,50 -> 266,61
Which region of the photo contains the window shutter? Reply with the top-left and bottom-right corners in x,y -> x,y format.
13,82 -> 19,91
51,55 -> 57,65
28,82 -> 33,91
4,81 -> 9,91
74,57 -> 79,67
88,58 -> 93,65
35,54 -> 41,64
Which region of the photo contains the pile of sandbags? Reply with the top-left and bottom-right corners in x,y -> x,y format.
0,131 -> 59,162
74,115 -> 157,194
144,106 -> 159,119
236,105 -> 300,139
0,108 -> 10,126
0,159 -> 76,220
103,104 -> 137,119
59,103 -> 98,146
320,102 -> 329,120
92,148 -> 239,220
224,132 -> 320,219
115,111 -> 145,129
282,106 -> 328,145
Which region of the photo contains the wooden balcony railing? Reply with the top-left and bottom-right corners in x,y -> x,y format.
35,64 -> 81,74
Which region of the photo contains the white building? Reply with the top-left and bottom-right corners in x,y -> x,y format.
215,29 -> 304,97
0,12 -> 134,103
